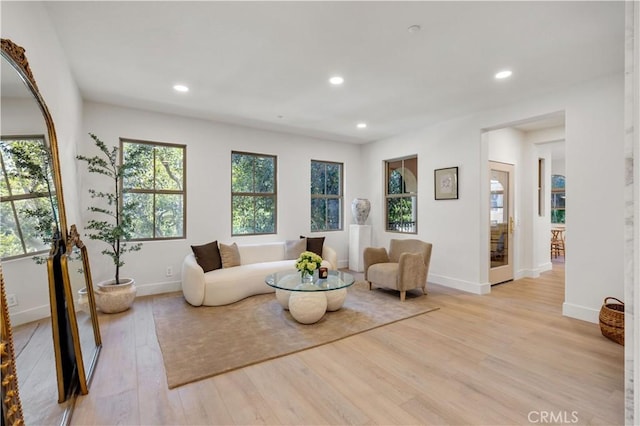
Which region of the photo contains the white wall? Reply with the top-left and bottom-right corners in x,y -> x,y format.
1,1 -> 83,226
79,102 -> 364,295
361,73 -> 624,322
2,1 -> 84,325
563,75 -> 625,322
526,127 -> 565,273
486,127 -> 529,278
1,2 -> 624,326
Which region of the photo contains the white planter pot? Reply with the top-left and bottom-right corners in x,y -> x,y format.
94,278 -> 137,314
77,288 -> 91,315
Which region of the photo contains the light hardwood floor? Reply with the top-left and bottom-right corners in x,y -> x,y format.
70,261 -> 624,425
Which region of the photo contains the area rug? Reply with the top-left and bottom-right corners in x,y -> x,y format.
152,281 -> 438,389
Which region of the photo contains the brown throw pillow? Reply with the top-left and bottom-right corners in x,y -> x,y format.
219,242 -> 241,268
300,235 -> 325,257
285,238 -> 306,260
191,241 -> 222,272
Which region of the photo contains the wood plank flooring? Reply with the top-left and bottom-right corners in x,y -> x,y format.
70,261 -> 624,425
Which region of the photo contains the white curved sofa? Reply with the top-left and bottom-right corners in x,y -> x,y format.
182,242 -> 337,306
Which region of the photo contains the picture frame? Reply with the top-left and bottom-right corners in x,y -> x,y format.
434,167 -> 458,200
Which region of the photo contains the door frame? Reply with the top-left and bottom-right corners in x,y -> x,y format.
489,161 -> 515,284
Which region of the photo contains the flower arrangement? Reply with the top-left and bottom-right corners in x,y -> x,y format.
295,251 -> 323,282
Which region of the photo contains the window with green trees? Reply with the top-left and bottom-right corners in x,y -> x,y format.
0,136 -> 57,259
231,151 -> 276,235
121,139 -> 185,240
310,160 -> 343,232
551,174 -> 565,224
385,156 -> 418,233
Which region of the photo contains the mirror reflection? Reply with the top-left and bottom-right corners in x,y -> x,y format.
68,246 -> 100,382
1,54 -> 66,425
1,39 -> 101,426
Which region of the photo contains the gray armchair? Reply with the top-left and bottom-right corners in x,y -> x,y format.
363,239 -> 433,301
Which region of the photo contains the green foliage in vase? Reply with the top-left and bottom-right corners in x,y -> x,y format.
295,251 -> 323,279
77,133 -> 144,284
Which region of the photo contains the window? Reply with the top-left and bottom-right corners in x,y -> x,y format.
231,151 -> 276,235
121,139 -> 186,240
0,136 -> 57,258
310,160 -> 343,232
551,174 -> 565,224
538,158 -> 545,216
385,156 -> 417,233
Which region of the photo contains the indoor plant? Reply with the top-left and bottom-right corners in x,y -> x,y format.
295,251 -> 323,283
77,133 -> 144,313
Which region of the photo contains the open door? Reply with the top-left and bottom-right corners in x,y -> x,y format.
489,161 -> 514,284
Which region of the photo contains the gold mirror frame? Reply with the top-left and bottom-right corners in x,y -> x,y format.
1,38 -> 101,424
1,264 -> 24,426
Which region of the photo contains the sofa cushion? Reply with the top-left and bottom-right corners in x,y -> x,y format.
238,242 -> 286,265
219,242 -> 241,268
368,262 -> 399,287
190,241 -> 222,272
300,235 -> 324,257
285,239 -> 306,260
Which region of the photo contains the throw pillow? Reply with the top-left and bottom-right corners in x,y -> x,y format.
219,242 -> 241,268
190,241 -> 222,272
285,238 -> 306,260
300,235 -> 325,257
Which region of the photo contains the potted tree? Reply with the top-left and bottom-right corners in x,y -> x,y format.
77,133 -> 143,313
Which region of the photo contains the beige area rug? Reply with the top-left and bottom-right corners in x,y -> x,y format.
152,281 -> 438,389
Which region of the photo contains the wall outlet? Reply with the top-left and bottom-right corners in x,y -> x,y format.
166,266 -> 173,277
7,294 -> 17,307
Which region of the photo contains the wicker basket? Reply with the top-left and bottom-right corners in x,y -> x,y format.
599,297 -> 624,345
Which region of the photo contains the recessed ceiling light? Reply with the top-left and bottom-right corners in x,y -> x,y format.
357,122 -> 367,129
173,84 -> 189,92
495,70 -> 512,80
329,76 -> 344,85
407,24 -> 421,33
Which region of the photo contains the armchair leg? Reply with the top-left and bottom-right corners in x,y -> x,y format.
367,281 -> 372,291
400,291 -> 406,302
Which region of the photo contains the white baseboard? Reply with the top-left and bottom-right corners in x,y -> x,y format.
136,280 -> 182,297
429,273 -> 491,295
337,259 -> 349,269
563,302 -> 599,324
538,262 -> 553,273
516,263 -> 553,280
9,304 -> 50,327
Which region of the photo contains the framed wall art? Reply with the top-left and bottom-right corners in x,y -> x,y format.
434,167 -> 458,200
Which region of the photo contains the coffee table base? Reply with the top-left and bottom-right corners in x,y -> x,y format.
275,289 -> 292,310
288,292 -> 327,324
326,288 -> 347,311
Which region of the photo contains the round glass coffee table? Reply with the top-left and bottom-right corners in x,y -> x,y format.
265,270 -> 355,324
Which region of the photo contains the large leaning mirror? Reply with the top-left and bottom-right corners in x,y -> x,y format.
1,38 -> 101,426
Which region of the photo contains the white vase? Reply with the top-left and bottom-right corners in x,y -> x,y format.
351,198 -> 371,225
94,278 -> 137,314
77,288 -> 90,315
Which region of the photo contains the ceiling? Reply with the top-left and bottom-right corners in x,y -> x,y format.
43,1 -> 624,144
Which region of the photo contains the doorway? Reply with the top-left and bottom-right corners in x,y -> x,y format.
489,161 -> 514,284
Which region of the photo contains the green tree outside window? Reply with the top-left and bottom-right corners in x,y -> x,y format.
231,151 -> 276,235
310,160 -> 343,232
0,136 -> 57,259
385,156 -> 417,233
121,139 -> 185,240
551,174 -> 565,224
